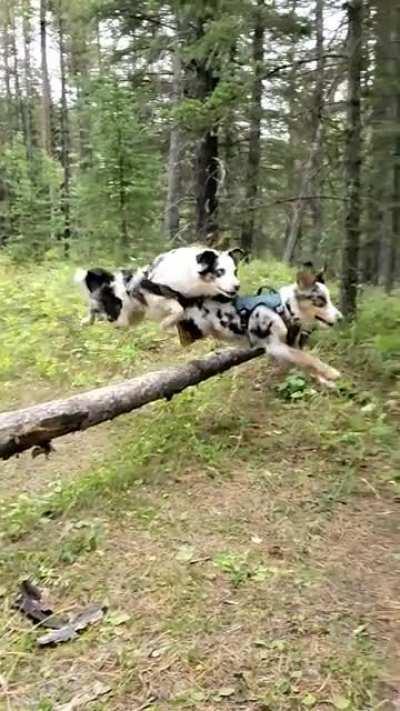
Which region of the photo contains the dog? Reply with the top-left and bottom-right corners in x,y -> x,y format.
176,271 -> 341,385
75,245 -> 243,329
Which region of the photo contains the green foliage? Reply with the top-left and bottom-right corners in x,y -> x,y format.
72,79 -> 161,260
277,374 -> 316,401
323,289 -> 400,377
0,138 -> 61,259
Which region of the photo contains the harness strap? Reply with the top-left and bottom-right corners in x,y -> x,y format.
131,278 -> 201,308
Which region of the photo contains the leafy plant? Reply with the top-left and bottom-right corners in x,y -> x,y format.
277,374 -> 316,401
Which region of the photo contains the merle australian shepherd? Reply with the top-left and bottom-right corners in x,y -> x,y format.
176,264 -> 342,386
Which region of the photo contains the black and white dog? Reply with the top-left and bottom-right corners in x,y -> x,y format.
75,245 -> 243,329
176,267 -> 342,385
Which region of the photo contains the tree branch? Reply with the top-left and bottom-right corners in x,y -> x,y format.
263,53 -> 346,80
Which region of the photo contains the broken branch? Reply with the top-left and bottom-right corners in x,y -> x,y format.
0,347 -> 264,460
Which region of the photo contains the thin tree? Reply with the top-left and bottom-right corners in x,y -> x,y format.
284,0 -> 327,264
283,0 -> 300,249
57,0 -> 71,250
9,3 -> 27,140
385,3 -> 400,293
164,37 -> 183,241
182,11 -> 220,241
310,0 -> 325,251
22,0 -> 33,163
1,0 -> 13,138
240,0 -> 265,256
340,0 -> 363,317
363,0 -> 390,285
39,0 -> 53,154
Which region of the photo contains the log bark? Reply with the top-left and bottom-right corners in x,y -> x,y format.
0,347 -> 263,460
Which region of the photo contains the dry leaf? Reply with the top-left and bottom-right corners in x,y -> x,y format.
37,604 -> 105,646
14,580 -> 66,629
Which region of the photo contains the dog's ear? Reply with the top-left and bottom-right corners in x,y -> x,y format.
228,247 -> 246,265
315,262 -> 327,283
296,270 -> 316,291
196,249 -> 218,274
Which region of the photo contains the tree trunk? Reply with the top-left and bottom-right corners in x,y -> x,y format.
1,0 -> 13,138
57,1 -> 71,251
310,0 -> 325,252
9,4 -> 26,140
284,0 -> 330,264
240,0 -> 265,256
116,123 -> 129,250
340,0 -> 363,317
183,15 -> 220,242
385,4 -> 400,293
283,0 -> 299,249
0,347 -> 263,460
283,124 -> 323,263
195,128 -> 219,240
363,0 -> 390,285
22,0 -> 33,163
39,0 -> 53,155
164,42 -> 183,242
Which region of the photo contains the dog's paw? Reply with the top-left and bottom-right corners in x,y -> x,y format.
317,365 -> 340,381
317,377 -> 337,389
326,366 -> 341,381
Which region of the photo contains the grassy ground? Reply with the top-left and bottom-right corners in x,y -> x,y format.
0,255 -> 400,710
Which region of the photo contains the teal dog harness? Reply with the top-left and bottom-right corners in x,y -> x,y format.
234,287 -> 286,323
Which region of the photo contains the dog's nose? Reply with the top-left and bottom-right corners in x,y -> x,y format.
233,282 -> 240,292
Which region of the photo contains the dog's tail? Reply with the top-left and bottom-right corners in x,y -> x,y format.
74,268 -> 88,287
74,267 -> 114,293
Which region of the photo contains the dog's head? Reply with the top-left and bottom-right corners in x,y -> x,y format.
195,248 -> 243,298
294,263 -> 343,328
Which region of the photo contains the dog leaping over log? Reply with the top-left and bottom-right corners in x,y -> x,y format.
176,270 -> 341,386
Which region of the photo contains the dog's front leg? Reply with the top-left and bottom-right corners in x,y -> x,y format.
266,341 -> 340,384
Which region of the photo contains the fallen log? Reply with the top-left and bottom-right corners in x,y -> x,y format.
0,347 -> 264,460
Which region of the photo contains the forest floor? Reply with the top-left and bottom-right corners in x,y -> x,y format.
1,257 -> 400,711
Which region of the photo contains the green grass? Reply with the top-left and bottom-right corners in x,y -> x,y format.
0,254 -> 399,709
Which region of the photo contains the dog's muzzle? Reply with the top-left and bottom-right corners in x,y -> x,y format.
315,315 -> 334,327
220,287 -> 239,298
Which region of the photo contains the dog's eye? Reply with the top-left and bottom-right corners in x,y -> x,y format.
313,296 -> 327,307
215,268 -> 225,277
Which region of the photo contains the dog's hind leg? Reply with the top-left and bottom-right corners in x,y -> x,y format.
159,300 -> 185,331
81,304 -> 97,326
